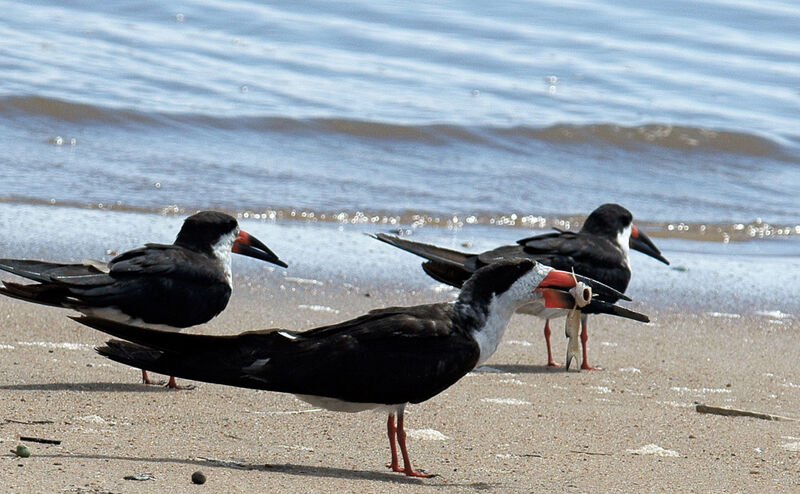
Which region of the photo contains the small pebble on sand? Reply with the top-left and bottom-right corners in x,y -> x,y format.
192,470 -> 207,484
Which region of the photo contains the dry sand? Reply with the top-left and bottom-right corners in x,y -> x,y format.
1,279 -> 799,493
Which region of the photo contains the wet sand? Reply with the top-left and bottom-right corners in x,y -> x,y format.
1,276 -> 799,493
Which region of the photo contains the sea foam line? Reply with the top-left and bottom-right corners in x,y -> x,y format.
15,341 -> 92,351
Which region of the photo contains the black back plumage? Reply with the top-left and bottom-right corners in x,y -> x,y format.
85,300 -> 481,405
0,211 -> 239,327
374,203 -> 635,301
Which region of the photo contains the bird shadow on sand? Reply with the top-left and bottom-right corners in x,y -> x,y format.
0,382 -> 179,392
31,452 -> 498,488
476,364 -> 569,374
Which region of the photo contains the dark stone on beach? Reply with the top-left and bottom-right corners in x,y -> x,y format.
192,470 -> 206,484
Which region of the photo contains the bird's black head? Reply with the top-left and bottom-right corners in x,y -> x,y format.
458,258 -> 538,309
580,203 -> 669,265
174,211 -> 239,252
580,203 -> 633,238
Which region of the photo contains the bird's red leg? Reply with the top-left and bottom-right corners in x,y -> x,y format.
165,376 -> 194,390
387,413 -> 401,472
579,318 -> 600,371
543,320 -> 561,367
396,412 -> 431,477
141,369 -> 159,385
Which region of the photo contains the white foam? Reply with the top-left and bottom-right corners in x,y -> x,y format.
505,340 -> 532,347
284,277 -> 325,286
619,367 -> 641,373
277,444 -> 314,452
756,310 -> 793,320
0,344 -> 15,350
75,414 -> 107,424
590,386 -> 612,394
481,398 -> 531,406
297,304 -> 340,314
600,341 -> 618,347
782,442 -> 800,452
670,386 -> 731,394
706,312 -> 741,319
16,341 -> 92,351
627,444 -> 680,457
406,429 -> 449,441
247,408 -> 322,415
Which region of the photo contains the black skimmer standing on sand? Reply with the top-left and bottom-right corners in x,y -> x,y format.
371,203 -> 668,370
0,211 -> 287,388
75,259 -> 647,477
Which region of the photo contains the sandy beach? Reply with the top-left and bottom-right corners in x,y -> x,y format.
1,271 -> 799,493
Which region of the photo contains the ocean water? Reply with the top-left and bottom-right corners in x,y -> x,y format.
0,0 -> 798,283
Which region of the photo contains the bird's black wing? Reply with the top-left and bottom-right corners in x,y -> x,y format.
514,232 -> 630,295
108,244 -> 226,284
83,303 -> 480,405
514,231 -> 569,247
1,245 -> 231,327
371,233 -> 475,288
0,258 -> 117,309
0,259 -> 108,284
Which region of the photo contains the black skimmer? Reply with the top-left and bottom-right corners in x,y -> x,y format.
0,211 -> 287,388
74,259 -> 646,477
371,203 -> 668,370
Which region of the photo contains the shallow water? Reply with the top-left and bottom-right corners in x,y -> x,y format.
1,0 -> 798,230
1,204 -> 797,315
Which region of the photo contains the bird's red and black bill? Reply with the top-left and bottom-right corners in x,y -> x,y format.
538,288 -> 649,323
536,269 -> 631,301
630,226 -> 669,265
232,231 -> 288,268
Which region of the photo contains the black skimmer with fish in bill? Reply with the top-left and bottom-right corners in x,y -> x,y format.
75,259 -> 647,477
0,211 -> 287,388
371,203 -> 668,370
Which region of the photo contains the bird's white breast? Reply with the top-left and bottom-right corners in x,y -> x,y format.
211,231 -> 236,286
470,263 -> 552,366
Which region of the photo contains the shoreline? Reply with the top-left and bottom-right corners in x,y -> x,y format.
1,198 -> 798,245
0,202 -> 797,316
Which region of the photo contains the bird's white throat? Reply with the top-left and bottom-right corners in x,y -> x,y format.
471,263 -> 552,366
617,224 -> 632,267
212,230 -> 236,286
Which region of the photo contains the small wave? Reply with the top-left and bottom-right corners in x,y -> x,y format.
2,95 -> 795,159
498,123 -> 792,158
0,95 -> 157,126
